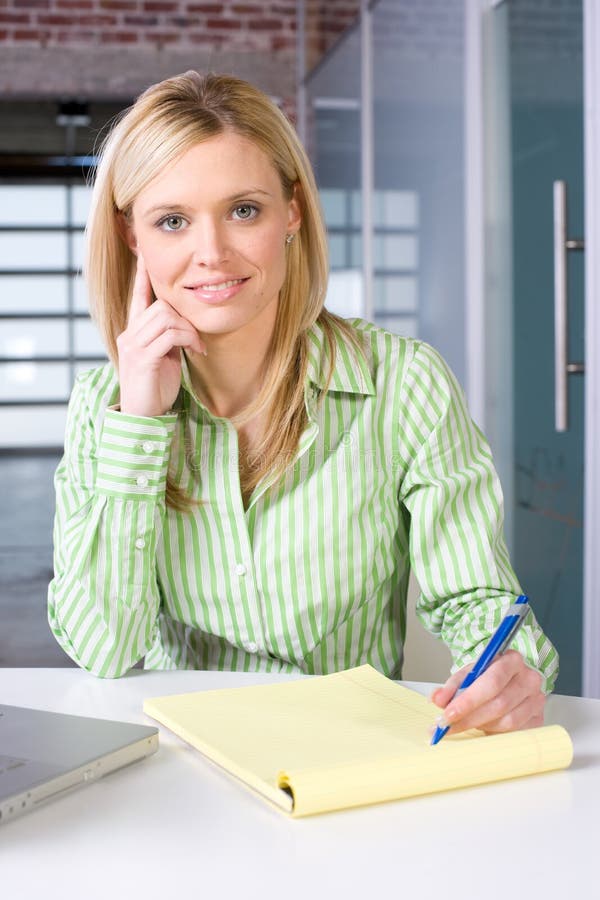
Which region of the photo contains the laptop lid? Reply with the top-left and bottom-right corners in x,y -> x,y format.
0,704 -> 158,825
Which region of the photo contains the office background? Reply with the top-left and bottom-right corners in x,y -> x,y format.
0,0 -> 593,695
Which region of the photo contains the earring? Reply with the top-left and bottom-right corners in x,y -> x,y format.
285,233 -> 295,244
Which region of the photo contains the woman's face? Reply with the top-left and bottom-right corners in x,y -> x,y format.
126,130 -> 301,340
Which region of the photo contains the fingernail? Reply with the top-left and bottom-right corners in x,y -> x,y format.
444,707 -> 458,722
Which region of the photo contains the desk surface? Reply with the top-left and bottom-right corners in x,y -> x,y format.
1,668 -> 598,900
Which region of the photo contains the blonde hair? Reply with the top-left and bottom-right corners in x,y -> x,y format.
86,70 -> 362,508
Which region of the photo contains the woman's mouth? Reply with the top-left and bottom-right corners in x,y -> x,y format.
185,277 -> 250,303
197,278 -> 245,291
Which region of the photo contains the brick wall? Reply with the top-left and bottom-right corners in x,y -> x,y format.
0,0 -> 361,104
0,0 -> 297,55
305,0 -> 359,71
0,0 -> 297,102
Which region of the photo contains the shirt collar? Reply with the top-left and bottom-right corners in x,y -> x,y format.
305,319 -> 376,396
179,352 -> 198,404
179,318 -> 376,409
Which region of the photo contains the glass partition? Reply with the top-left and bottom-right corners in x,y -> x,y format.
372,0 -> 465,380
306,22 -> 363,319
305,0 -> 466,383
505,0 -> 584,695
0,180 -> 106,448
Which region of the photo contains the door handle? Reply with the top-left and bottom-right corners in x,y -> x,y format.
553,180 -> 585,432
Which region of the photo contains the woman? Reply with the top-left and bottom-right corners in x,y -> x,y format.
48,71 -> 556,737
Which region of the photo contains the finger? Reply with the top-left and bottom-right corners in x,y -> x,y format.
130,307 -> 195,347
470,692 -> 546,735
442,672 -> 531,734
145,327 -> 207,360
440,655 -> 544,734
127,253 -> 154,323
440,650 -> 523,726
430,668 -> 467,709
127,299 -> 208,356
128,297 -> 184,334
137,315 -> 207,358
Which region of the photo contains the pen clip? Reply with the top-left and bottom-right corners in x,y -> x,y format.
495,602 -> 529,656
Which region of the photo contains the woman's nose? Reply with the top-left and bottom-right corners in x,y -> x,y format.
191,220 -> 228,267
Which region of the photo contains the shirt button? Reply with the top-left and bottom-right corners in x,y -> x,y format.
247,642 -> 258,653
135,537 -> 146,550
141,441 -> 155,454
235,563 -> 246,576
136,475 -> 149,487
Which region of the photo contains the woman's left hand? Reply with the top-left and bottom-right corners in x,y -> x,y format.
430,649 -> 546,735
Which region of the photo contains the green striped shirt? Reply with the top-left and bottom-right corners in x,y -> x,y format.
48,319 -> 558,687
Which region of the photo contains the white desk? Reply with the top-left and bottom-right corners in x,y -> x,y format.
1,669 -> 598,899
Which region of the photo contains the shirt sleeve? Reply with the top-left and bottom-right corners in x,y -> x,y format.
47,370 -> 178,678
397,341 -> 559,693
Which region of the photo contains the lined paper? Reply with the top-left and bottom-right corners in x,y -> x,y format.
144,665 -> 573,817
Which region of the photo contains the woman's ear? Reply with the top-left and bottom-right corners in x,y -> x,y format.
116,211 -> 138,255
286,182 -> 302,237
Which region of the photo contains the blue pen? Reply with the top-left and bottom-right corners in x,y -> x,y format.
430,594 -> 530,746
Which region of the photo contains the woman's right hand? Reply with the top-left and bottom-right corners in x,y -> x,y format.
116,254 -> 206,417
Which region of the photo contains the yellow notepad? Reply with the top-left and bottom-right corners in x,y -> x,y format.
143,664 -> 573,817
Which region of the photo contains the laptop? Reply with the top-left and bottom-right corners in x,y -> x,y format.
0,703 -> 158,825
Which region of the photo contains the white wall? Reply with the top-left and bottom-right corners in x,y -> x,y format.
402,575 -> 452,684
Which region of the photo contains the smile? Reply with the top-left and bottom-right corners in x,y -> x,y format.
185,276 -> 250,304
186,277 -> 249,291
198,278 -> 246,291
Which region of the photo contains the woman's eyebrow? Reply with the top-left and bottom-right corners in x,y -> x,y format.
224,188 -> 273,202
141,188 -> 273,218
141,203 -> 194,218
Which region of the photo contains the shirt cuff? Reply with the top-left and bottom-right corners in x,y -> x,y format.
96,407 -> 178,499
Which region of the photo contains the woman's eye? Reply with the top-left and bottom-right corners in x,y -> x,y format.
232,204 -> 259,221
158,215 -> 186,231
